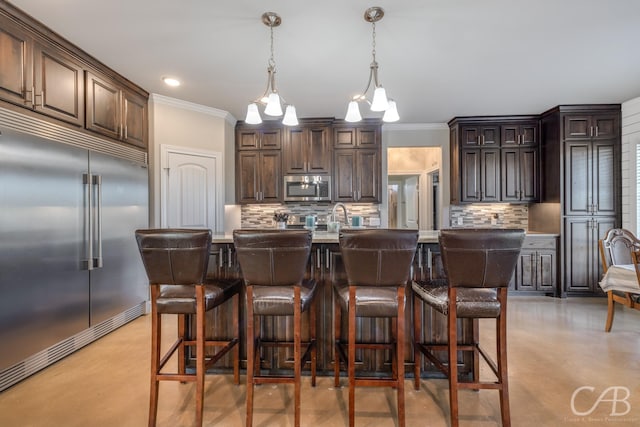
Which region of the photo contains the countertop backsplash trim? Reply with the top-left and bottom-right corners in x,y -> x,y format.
449,204 -> 528,229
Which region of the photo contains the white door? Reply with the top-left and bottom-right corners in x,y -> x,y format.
404,176 -> 419,229
163,148 -> 222,230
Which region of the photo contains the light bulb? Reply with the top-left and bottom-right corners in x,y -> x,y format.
345,101 -> 362,122
282,105 -> 299,126
264,93 -> 283,116
245,103 -> 262,124
370,87 -> 389,111
382,100 -> 400,122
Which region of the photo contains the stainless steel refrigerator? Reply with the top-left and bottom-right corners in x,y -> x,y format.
0,117 -> 148,390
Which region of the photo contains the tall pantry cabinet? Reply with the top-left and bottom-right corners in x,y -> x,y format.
540,105 -> 621,296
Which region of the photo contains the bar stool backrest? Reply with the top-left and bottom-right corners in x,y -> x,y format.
135,229 -> 212,285
439,228 -> 524,289
339,229 -> 418,286
233,230 -> 312,286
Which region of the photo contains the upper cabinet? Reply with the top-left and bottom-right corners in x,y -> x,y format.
449,116 -> 540,204
0,6 -> 148,149
283,120 -> 331,175
235,118 -> 381,204
86,72 -> 148,149
333,121 -> 382,203
0,15 -> 84,126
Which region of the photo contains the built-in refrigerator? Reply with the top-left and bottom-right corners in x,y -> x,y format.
0,109 -> 148,391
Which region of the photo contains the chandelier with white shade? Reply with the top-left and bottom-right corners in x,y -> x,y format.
345,7 -> 399,123
245,12 -> 298,126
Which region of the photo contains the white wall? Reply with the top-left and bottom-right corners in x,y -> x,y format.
622,96 -> 640,234
382,123 -> 450,228
148,94 -> 236,227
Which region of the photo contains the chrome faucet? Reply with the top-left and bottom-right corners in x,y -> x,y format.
331,202 -> 349,226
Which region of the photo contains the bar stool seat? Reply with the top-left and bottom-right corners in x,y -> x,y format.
251,281 -> 317,315
413,282 -> 500,317
156,280 -> 239,313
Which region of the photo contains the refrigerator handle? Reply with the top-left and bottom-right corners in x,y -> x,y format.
82,173 -> 94,271
93,175 -> 103,268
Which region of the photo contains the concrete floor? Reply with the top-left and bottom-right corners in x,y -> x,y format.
0,296 -> 639,426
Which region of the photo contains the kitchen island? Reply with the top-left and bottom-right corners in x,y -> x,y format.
200,230 -> 556,378
200,229 -> 475,379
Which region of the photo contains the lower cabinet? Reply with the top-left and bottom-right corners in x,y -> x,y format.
510,235 -> 557,294
564,216 -> 615,294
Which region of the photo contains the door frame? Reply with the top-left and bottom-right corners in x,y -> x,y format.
159,144 -> 224,231
388,168 -> 437,230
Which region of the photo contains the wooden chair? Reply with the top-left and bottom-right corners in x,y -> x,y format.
598,228 -> 640,332
413,228 -> 524,427
334,229 -> 418,427
135,229 -> 241,427
233,229 -> 317,427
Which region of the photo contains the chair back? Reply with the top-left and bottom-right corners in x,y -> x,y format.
439,228 -> 524,289
233,230 -> 312,286
599,228 -> 640,273
135,229 -> 211,285
339,229 -> 418,287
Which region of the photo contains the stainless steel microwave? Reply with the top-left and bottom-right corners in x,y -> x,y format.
283,175 -> 331,202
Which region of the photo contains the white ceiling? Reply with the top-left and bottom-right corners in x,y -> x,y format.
9,0 -> 640,124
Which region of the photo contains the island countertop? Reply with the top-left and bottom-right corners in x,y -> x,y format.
212,230 -> 440,244
212,230 -> 556,244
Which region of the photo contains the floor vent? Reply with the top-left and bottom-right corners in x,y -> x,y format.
0,303 -> 146,392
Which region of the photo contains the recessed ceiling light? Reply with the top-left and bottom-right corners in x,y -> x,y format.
162,77 -> 181,87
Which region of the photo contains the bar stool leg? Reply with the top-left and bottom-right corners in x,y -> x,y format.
245,286 -> 255,427
396,286 -> 406,427
497,289 -> 511,427
294,287 -> 302,427
195,286 -> 206,427
348,286 -> 357,427
448,288 -> 459,427
334,296 -> 342,388
310,295 -> 317,387
232,293 -> 240,385
149,285 -> 160,427
413,293 -> 421,391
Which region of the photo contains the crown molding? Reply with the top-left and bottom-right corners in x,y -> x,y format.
150,94 -> 237,125
382,122 -> 449,131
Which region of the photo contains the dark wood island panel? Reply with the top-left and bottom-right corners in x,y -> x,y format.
194,242 -> 476,379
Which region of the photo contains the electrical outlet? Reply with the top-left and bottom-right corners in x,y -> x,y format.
369,217 -> 380,227
457,217 -> 463,225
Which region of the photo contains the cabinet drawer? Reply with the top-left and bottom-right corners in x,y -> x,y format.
523,236 -> 557,250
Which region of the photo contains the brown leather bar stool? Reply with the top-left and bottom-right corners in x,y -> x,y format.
334,229 -> 418,427
135,229 -> 242,427
413,228 -> 524,427
233,229 -> 317,427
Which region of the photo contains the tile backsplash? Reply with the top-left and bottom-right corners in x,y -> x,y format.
241,203 -> 381,228
449,204 -> 528,229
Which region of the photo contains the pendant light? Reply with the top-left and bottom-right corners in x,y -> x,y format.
345,7 -> 399,123
245,12 -> 298,126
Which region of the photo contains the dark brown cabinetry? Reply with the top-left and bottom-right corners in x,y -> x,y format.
0,5 -> 148,149
333,121 -> 381,203
86,72 -> 147,148
235,123 -> 283,203
449,116 -> 539,204
283,120 -> 331,175
540,105 -> 621,295
512,236 -> 557,293
0,14 -> 84,126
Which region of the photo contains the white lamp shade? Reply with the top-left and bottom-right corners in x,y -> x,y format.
282,105 -> 299,126
245,103 -> 262,124
382,100 -> 400,122
345,101 -> 362,122
264,93 -> 283,116
370,87 -> 389,111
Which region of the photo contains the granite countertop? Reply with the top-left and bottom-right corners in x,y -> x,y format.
211,229 -> 559,244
